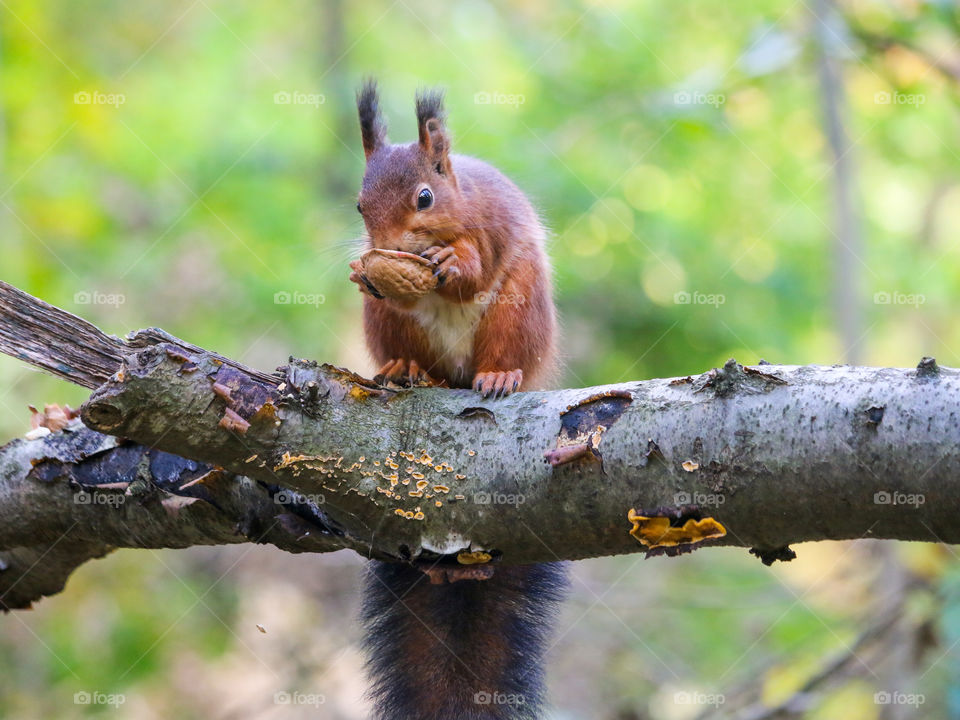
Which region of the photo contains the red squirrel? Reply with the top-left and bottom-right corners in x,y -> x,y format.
351,81 -> 567,720
348,82 -> 556,397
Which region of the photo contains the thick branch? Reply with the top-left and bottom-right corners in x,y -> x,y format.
2,281 -> 959,594
77,346 -> 960,565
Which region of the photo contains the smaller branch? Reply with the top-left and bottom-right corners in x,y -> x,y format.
0,281 -> 277,389
723,606 -> 902,720
0,282 -> 124,388
852,26 -> 960,84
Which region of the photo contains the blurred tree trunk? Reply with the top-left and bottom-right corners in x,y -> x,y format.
317,0 -> 354,198
813,0 -> 864,364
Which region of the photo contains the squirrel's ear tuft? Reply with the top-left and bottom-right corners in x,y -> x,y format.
415,88 -> 451,171
357,79 -> 387,159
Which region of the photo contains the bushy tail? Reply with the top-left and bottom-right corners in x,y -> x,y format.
361,561 -> 568,720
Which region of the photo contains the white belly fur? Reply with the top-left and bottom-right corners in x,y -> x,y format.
411,293 -> 491,384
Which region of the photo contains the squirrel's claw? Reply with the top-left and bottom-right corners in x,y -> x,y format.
472,369 -> 523,398
422,245 -> 459,287
374,358 -> 438,387
349,261 -> 384,299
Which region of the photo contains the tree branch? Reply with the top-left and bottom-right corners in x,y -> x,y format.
1,281 -> 959,608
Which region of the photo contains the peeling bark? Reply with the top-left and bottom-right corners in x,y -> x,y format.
0,420 -> 366,609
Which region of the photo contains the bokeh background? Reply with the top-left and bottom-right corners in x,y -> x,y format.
2,0 -> 960,717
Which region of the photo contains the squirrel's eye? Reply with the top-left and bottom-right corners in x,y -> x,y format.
356,203 -> 363,214
416,188 -> 434,211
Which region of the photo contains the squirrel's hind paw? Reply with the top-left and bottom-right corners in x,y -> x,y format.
374,358 -> 439,388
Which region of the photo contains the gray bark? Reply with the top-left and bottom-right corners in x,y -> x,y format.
1,281 -> 959,608
80,346 -> 960,564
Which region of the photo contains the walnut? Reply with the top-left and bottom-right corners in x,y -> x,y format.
361,248 -> 437,301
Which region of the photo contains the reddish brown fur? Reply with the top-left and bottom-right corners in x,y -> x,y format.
350,86 -> 556,395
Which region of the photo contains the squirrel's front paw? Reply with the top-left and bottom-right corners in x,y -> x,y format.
374,358 -> 437,387
421,246 -> 460,287
472,369 -> 523,399
349,259 -> 384,299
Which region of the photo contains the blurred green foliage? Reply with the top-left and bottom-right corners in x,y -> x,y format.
1,0 -> 959,717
